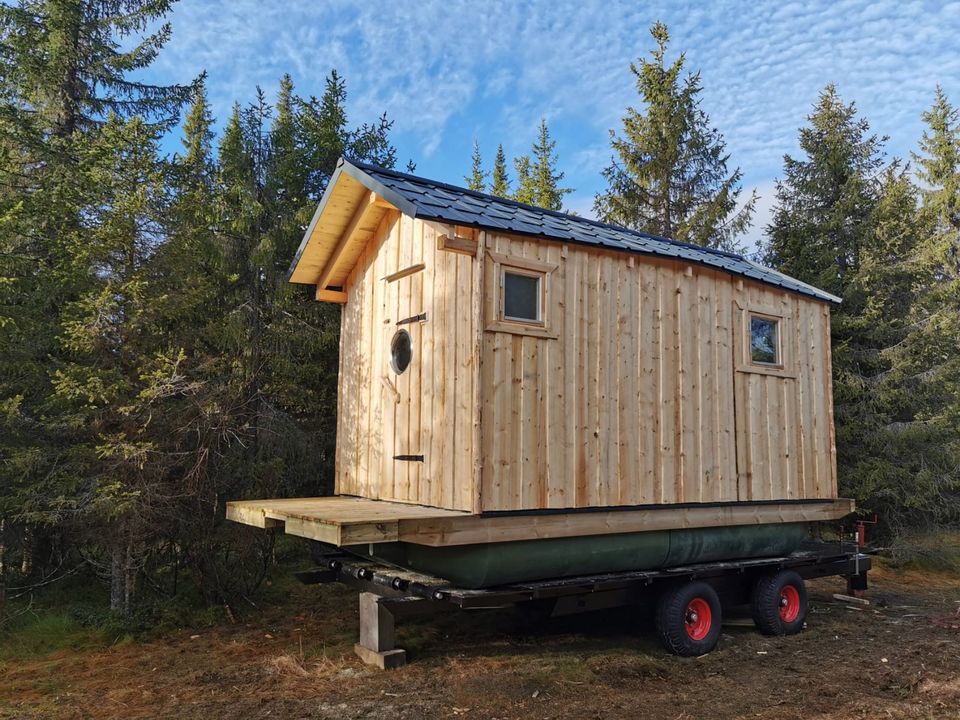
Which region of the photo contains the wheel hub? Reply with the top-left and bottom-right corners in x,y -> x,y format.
683,598 -> 712,641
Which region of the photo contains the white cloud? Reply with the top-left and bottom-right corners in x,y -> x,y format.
142,0 -> 960,244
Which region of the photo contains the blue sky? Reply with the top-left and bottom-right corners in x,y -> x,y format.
146,0 -> 960,249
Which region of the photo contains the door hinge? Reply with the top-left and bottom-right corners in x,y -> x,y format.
393,454 -> 424,462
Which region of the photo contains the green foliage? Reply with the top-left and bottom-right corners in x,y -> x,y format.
527,118 -> 572,211
0,0 -> 194,136
513,154 -> 535,205
594,22 -> 755,251
490,144 -> 510,197
466,139 -> 487,191
0,2 -> 398,616
470,120 -> 571,209
763,85 -> 960,539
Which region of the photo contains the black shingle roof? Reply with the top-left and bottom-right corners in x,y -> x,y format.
303,159 -> 840,304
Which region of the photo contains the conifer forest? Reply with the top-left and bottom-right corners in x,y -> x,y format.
1,1 -> 958,627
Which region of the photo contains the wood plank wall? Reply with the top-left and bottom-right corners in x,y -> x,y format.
479,231 -> 836,512
337,215 -> 480,512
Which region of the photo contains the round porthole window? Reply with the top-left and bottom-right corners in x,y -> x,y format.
390,329 -> 412,374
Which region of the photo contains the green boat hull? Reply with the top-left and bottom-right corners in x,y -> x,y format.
351,522 -> 810,588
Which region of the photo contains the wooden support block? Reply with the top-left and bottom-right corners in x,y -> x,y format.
438,233 -> 478,256
355,592 -> 408,669
359,591 -> 395,652
354,643 -> 407,670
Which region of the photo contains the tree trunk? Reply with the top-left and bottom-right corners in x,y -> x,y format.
110,540 -> 124,612
124,535 -> 134,616
20,525 -> 32,575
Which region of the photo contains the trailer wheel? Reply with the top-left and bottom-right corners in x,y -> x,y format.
752,570 -> 807,636
655,581 -> 722,656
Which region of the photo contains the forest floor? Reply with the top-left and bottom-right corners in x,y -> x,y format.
1,559 -> 959,720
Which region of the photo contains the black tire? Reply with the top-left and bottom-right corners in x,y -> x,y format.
751,569 -> 807,636
655,581 -> 723,656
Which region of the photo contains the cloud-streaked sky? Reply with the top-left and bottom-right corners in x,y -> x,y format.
145,0 -> 960,248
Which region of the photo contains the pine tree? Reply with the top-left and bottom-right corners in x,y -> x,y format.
490,144 -> 510,197
465,139 -> 487,191
594,22 -> 754,251
513,155 -> 536,205
529,118 -> 572,211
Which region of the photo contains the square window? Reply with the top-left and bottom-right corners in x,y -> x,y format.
750,315 -> 780,365
503,271 -> 541,323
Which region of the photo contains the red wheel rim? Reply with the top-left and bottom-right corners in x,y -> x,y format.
684,597 -> 712,641
779,585 -> 801,623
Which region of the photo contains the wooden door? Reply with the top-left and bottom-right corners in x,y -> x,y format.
381,269 -> 425,504
733,304 -> 800,501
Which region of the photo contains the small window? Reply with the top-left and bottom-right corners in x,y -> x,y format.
750,315 -> 780,365
390,329 -> 412,374
503,271 -> 541,323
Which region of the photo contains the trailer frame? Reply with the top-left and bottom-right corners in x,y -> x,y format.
298,541 -> 871,669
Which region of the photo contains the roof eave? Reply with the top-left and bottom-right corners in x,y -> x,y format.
286,159 -> 418,285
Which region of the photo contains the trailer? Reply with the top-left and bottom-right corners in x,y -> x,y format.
228,159 -> 864,666
297,541 -> 871,669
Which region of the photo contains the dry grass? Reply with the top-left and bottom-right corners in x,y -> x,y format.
1,562 -> 959,719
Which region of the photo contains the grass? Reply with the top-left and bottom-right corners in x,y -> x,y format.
0,611 -> 109,661
0,536 -> 319,664
888,530 -> 960,574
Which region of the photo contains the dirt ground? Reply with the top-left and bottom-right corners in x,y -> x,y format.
2,562 -> 959,720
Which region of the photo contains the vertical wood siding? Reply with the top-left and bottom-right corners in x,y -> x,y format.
478,231 -> 837,512
335,221 -> 836,514
336,215 -> 479,511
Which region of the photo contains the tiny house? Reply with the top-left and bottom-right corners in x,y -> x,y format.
228,159 -> 853,588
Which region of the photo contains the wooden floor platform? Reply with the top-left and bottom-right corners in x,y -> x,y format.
226,495 -> 855,548
226,496 -> 471,546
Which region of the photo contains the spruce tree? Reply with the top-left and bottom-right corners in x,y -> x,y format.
513,154 -> 536,205
0,0 -> 192,587
490,144 -> 510,197
889,88 -> 960,535
764,85 -> 886,296
466,139 -> 487,191
594,22 -> 754,251
529,118 -> 572,211
762,86 -> 958,539
0,0 -> 193,135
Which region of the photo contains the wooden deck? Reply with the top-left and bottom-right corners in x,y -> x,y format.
226,495 -> 855,548
226,496 -> 471,546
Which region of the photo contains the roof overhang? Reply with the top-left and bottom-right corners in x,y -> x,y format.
286,160 -> 415,290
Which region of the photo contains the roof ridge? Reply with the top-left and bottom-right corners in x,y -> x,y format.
346,159 -> 746,261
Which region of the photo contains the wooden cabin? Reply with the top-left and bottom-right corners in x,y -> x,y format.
227,159 -> 853,550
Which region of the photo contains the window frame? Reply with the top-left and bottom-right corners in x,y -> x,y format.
501,266 -> 544,325
748,313 -> 782,367
736,303 -> 796,378
485,251 -> 558,339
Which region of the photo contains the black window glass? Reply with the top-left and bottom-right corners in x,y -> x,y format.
750,316 -> 779,364
390,329 -> 412,374
503,271 -> 540,322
